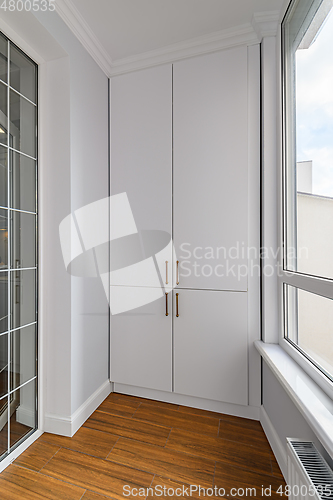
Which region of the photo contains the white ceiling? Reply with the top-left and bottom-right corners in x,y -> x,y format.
69,0 -> 285,62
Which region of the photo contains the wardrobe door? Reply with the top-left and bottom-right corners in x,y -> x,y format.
110,65 -> 172,288
111,286 -> 172,392
174,289 -> 248,405
173,47 -> 248,291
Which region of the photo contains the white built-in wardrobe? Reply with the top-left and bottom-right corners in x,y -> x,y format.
110,43 -> 261,415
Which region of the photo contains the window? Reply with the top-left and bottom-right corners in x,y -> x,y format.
282,0 -> 333,387
0,32 -> 38,461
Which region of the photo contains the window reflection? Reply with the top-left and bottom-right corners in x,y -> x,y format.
9,90 -> 36,158
11,212 -> 36,270
0,334 -> 8,399
0,272 -> 8,335
0,33 -> 7,84
10,151 -> 36,213
0,82 -> 8,147
0,209 -> 8,270
10,326 -> 36,392
11,269 -> 36,330
0,146 -> 8,207
10,45 -> 36,104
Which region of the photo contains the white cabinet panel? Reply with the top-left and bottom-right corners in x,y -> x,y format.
174,289 -> 248,405
173,47 -> 248,291
111,65 -> 172,288
110,286 -> 172,392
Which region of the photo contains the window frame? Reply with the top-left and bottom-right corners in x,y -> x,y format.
0,31 -> 39,463
279,0 -> 333,401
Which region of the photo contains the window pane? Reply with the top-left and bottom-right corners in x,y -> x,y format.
285,285 -> 333,380
0,33 -> 7,84
11,269 -> 36,330
9,89 -> 36,158
0,146 -> 8,207
9,379 -> 36,450
10,45 -> 36,104
0,208 -> 8,269
0,82 -> 8,146
284,0 -> 333,279
10,325 -> 36,392
0,333 -> 8,399
0,396 -> 8,458
0,272 -> 8,334
11,211 -> 36,270
10,151 -> 36,213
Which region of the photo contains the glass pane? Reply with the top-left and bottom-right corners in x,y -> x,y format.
11,269 -> 36,330
10,325 -> 36,392
9,89 -> 36,158
0,394 -> 7,414
284,0 -> 333,279
0,397 -> 8,458
10,151 -> 36,212
0,146 -> 8,207
0,82 -> 8,146
0,272 -> 8,334
10,45 -> 36,104
0,208 -> 8,269
0,33 -> 8,84
9,379 -> 36,450
0,334 -> 8,399
11,211 -> 36,270
286,285 -> 333,380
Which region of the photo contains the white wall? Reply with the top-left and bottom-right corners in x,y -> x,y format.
263,362 -> 333,473
297,161 -> 312,193
40,54 -> 73,423
33,9 -> 110,422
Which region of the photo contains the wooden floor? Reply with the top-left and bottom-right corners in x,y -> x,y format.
0,393 -> 286,499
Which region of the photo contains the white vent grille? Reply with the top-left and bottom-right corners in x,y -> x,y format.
287,439 -> 333,500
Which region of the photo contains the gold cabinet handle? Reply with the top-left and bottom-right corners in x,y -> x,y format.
165,261 -> 168,285
176,261 -> 179,285
176,293 -> 179,317
165,292 -> 169,316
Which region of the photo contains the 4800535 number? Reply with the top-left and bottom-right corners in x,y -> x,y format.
0,0 -> 55,11
276,484 -> 333,497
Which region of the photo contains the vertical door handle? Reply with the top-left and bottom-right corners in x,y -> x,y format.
176,293 -> 179,317
165,261 -> 168,285
16,284 -> 20,304
16,259 -> 20,279
165,292 -> 169,316
176,261 -> 180,285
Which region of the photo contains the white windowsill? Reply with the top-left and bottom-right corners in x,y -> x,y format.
255,340 -> 333,459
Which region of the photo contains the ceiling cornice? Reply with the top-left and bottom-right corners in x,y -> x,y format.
251,11 -> 280,38
55,0 -> 113,75
110,24 -> 260,76
55,0 -> 280,78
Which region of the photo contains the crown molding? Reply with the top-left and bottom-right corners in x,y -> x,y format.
55,0 -> 113,76
109,24 -> 260,76
55,1 -> 280,78
251,11 -> 280,39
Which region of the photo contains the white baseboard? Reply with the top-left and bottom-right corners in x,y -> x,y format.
0,429 -> 43,473
43,412 -> 73,437
16,406 -> 35,428
114,383 -> 260,420
260,405 -> 287,480
44,379 -> 111,437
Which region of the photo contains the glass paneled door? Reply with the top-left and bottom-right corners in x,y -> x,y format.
0,32 -> 38,461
